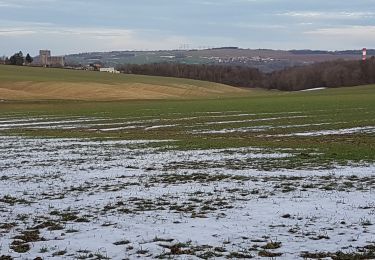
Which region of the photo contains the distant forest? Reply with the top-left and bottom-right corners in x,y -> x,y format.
118,58 -> 375,91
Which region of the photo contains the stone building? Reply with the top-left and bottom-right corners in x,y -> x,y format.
33,50 -> 65,67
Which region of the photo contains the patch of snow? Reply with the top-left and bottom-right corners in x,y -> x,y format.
273,126 -> 375,137
300,87 -> 327,92
202,115 -> 309,125
145,124 -> 179,130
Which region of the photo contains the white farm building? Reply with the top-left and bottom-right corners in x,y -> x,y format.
99,67 -> 120,74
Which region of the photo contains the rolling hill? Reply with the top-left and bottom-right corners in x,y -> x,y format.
65,48 -> 368,72
0,65 -> 253,101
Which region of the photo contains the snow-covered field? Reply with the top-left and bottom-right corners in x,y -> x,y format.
1,136 -> 374,259
1,110 -> 372,138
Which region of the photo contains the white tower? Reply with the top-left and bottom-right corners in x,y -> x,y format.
362,48 -> 367,61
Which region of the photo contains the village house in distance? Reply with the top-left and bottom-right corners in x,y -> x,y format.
32,50 -> 65,67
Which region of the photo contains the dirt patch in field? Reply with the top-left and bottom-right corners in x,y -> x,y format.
0,81 -> 250,101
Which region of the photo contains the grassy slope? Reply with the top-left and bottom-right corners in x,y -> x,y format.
0,64 -> 374,167
0,65 -> 255,100
0,64 -> 209,84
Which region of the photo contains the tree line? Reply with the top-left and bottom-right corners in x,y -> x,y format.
265,58 -> 375,90
118,63 -> 263,88
117,58 -> 375,91
0,51 -> 33,66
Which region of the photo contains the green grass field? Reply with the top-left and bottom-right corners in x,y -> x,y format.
0,65 -> 374,168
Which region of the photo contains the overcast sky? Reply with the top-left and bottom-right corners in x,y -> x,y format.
1,0 -> 375,56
